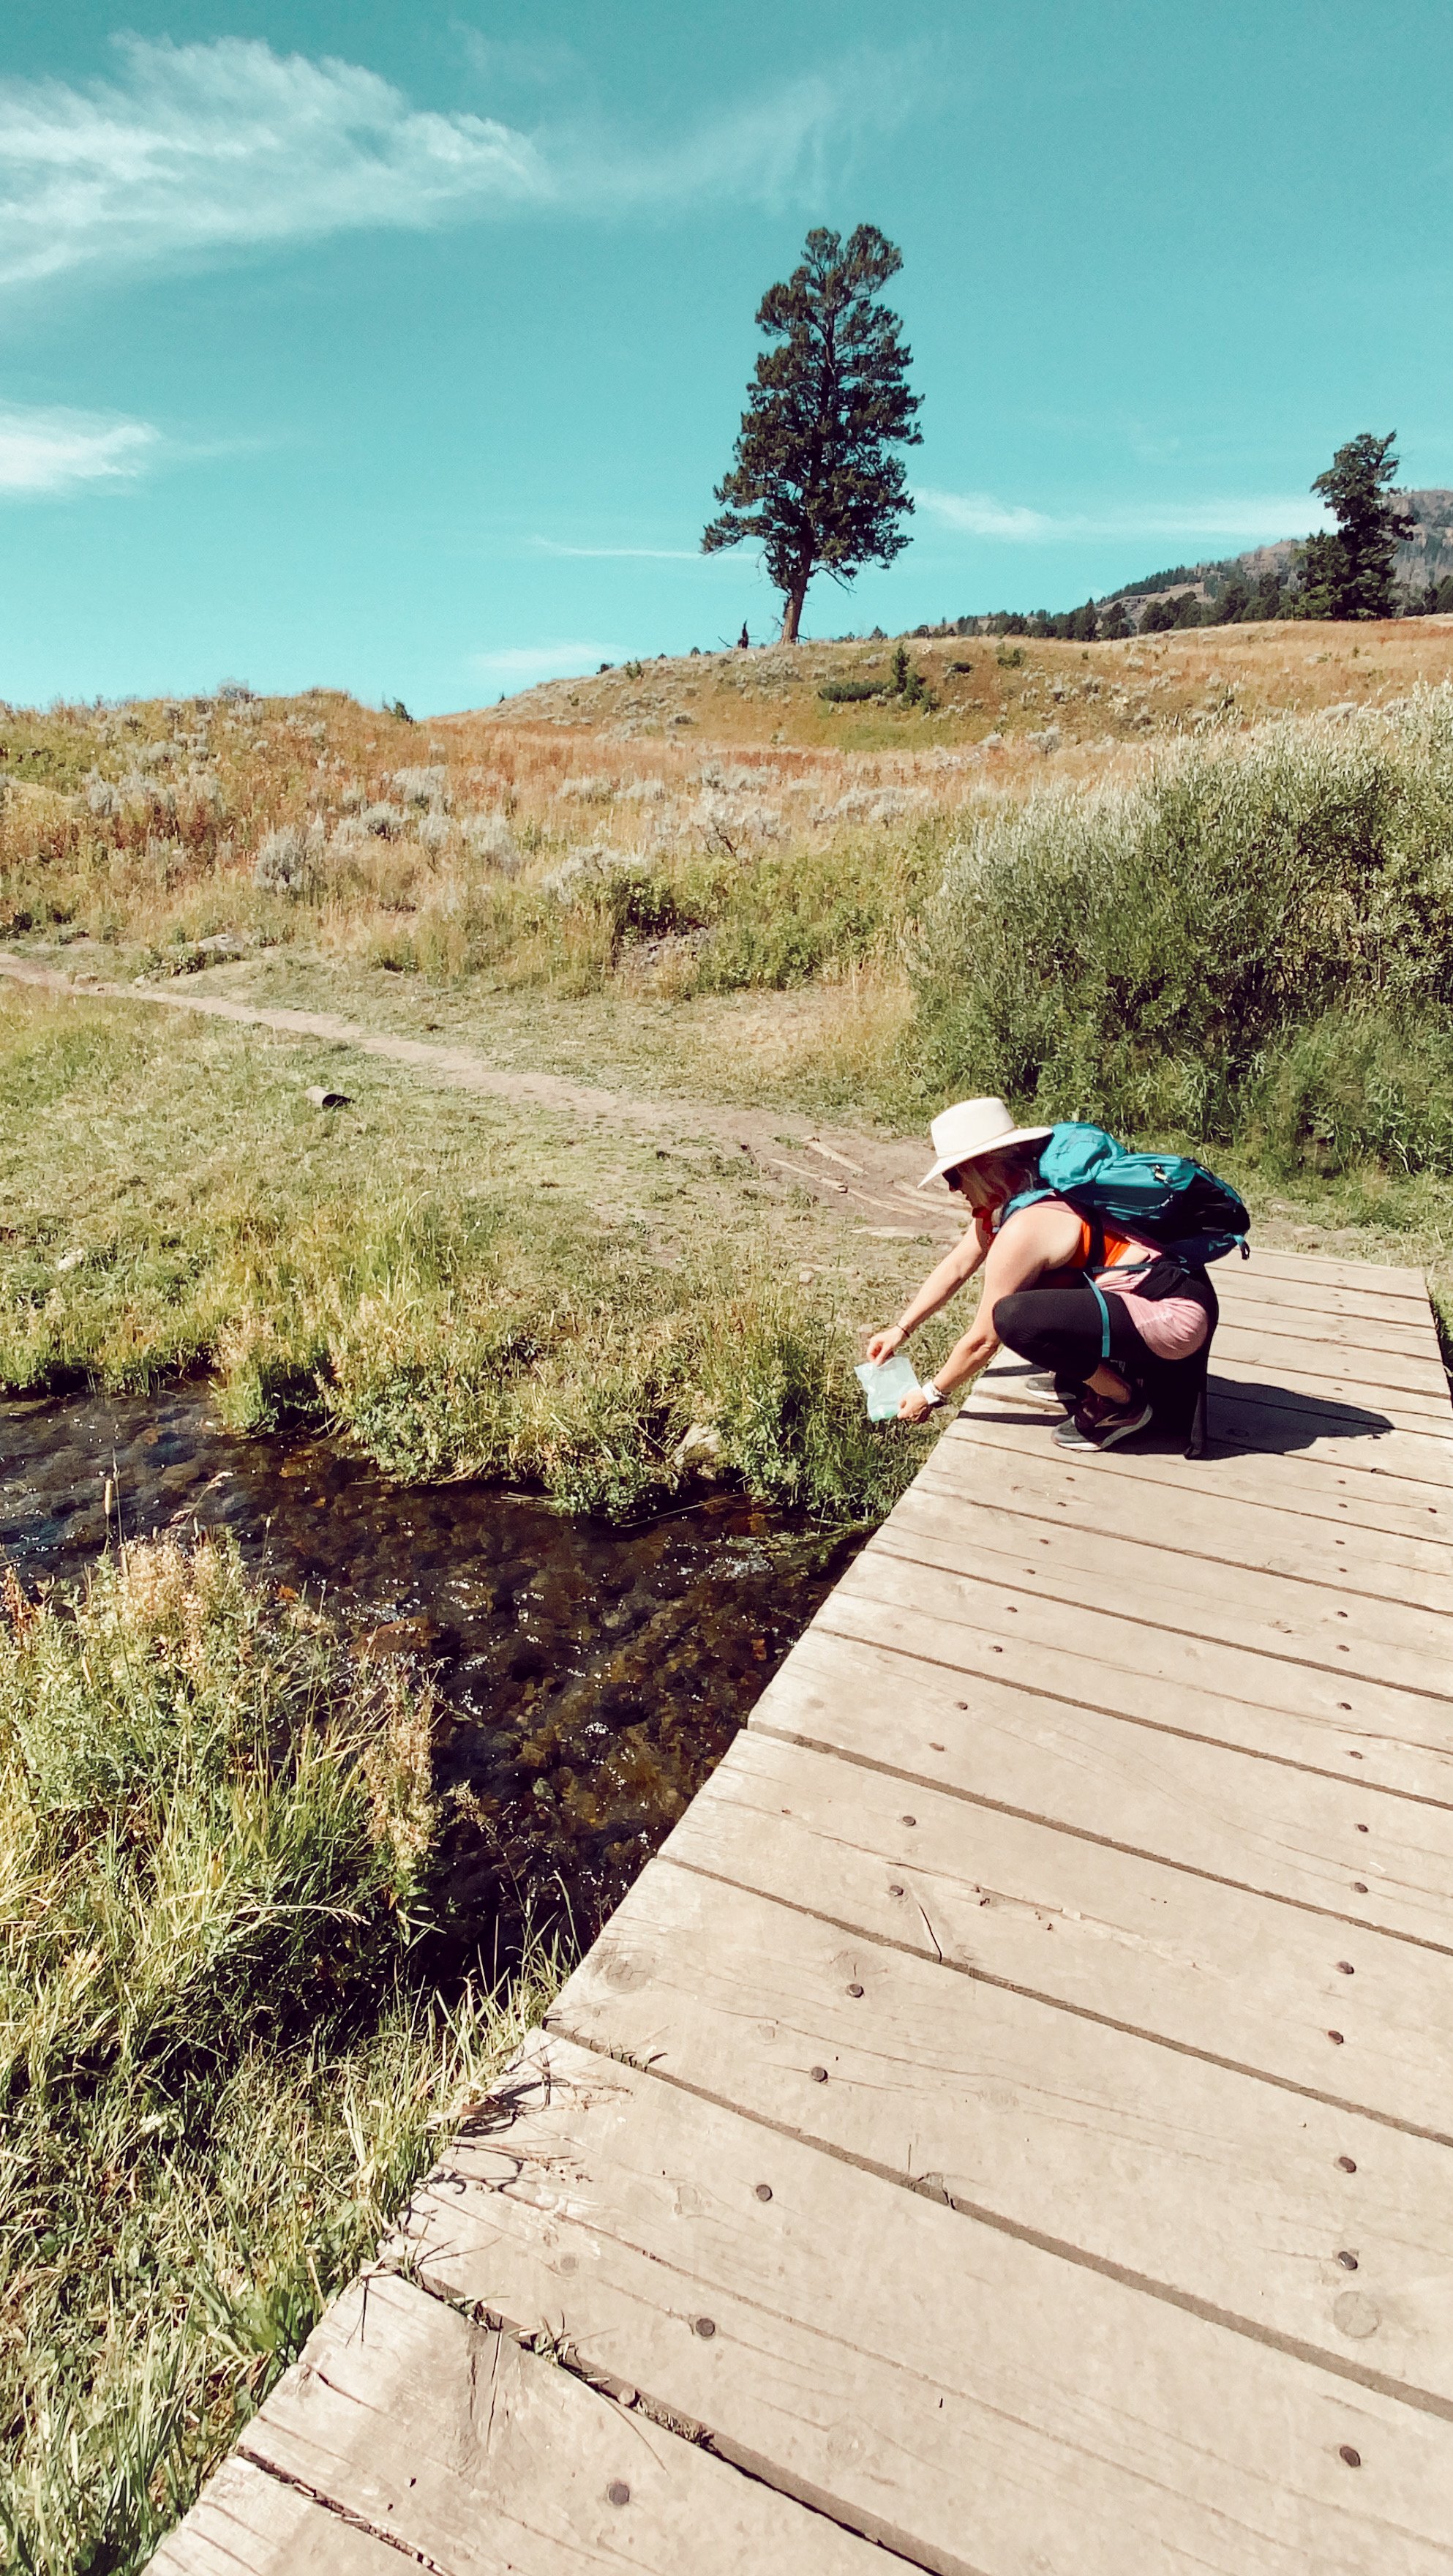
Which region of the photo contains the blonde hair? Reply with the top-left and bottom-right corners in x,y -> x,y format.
952,1143 -> 1041,1217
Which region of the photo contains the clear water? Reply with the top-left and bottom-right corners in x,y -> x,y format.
0,1389 -> 864,1944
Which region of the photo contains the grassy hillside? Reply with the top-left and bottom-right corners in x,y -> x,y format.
3,618 -> 1453,1478
9,619 -> 1453,1006
475,614 -> 1453,750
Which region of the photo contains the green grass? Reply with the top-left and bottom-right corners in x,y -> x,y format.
0,986 -> 932,1522
0,1532 -> 561,2576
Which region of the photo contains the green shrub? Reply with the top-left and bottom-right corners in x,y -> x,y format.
699,1286 -> 913,1515
1250,1010 -> 1453,1174
688,838 -> 934,991
595,863 -> 697,946
320,1261 -> 926,1522
912,694 -> 1453,1139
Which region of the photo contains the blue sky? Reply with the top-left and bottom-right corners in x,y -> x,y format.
1,1 -> 1448,711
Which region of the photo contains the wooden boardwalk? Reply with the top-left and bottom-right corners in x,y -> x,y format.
154,1248 -> 1453,2575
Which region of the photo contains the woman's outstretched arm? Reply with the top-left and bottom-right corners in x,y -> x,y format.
889,1201 -> 1085,1420
865,1212 -> 993,1362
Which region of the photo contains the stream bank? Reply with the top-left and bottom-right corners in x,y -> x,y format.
1,1387 -> 865,1938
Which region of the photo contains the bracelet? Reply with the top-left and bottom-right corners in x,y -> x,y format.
920,1379 -> 947,1409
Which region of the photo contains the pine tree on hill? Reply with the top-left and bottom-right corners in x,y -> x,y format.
702,225 -> 922,643
1299,432 -> 1413,619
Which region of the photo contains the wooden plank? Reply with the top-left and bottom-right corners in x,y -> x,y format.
917,1436 -> 1453,1609
939,1412 -> 1453,1543
969,1325 -> 1452,1423
147,2454 -> 400,2575
873,1483 -> 1453,1692
961,1377 -> 1453,1487
1214,1274 -> 1443,1331
397,2031 -> 1453,2576
1210,1298 -> 1446,1363
229,2269 -> 882,2575
665,1724 -> 1453,2138
1205,1355 -> 1452,1436
1217,1271 -> 1442,1329
820,1552 -> 1453,1816
1179,1379 -> 1451,1478
553,1854 -> 1453,2406
761,1615 -> 1453,1941
1209,1325 -> 1451,1401
1236,1248 -> 1428,1295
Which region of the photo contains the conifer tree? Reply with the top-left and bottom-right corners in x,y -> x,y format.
703,226 -> 922,643
1299,432 -> 1412,619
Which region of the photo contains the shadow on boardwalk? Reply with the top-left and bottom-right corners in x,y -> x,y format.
973,1365 -> 1398,1460
1203,1374 -> 1396,1457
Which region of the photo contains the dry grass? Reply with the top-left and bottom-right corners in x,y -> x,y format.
11,621 -> 1453,1017
6,630 -> 1453,1371
460,614 -> 1453,754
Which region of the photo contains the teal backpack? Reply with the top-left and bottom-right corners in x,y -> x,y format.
1004,1123 -> 1250,1269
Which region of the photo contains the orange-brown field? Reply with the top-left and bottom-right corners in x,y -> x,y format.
4,614 -> 1448,1012
462,611 -> 1453,759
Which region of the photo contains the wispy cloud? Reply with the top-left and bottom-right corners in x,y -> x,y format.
0,36 -> 906,291
919,493 -> 1056,539
917,488 -> 1331,544
470,641 -> 626,682
530,538 -> 702,561
0,38 -> 544,289
0,402 -> 158,494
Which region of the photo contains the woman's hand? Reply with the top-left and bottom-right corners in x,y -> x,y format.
896,1387 -> 934,1423
866,1326 -> 906,1364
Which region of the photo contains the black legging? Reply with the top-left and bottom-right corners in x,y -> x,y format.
991,1281 -> 1151,1387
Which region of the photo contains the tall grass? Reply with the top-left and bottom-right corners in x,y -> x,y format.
0,991 -> 927,1522
0,689 -> 950,1002
912,694 -> 1453,1164
0,1535 -> 560,2575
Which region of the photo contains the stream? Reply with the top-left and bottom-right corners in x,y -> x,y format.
0,1388 -> 865,1940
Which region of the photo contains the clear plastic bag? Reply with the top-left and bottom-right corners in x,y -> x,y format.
855,1353 -> 920,1420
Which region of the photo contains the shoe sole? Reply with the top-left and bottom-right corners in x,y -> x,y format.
1054,1403 -> 1153,1453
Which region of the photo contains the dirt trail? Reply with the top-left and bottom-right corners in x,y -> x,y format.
0,950 -> 961,1243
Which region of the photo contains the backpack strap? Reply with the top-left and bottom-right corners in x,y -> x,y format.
1086,1275 -> 1114,1363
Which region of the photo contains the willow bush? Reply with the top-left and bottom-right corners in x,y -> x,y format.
912,693 -> 1453,1166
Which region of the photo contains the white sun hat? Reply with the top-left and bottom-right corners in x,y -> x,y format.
918,1096 -> 1054,1189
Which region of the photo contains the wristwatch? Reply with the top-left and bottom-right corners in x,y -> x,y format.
920,1379 -> 947,1409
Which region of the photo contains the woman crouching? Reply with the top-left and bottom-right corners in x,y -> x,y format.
866,1098 -> 1215,1453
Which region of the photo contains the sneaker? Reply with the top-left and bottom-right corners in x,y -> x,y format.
1053,1391 -> 1153,1452
991,1368 -> 1070,1415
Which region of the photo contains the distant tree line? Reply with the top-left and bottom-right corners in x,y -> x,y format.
939,434 -> 1438,640
906,570 -> 1295,644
